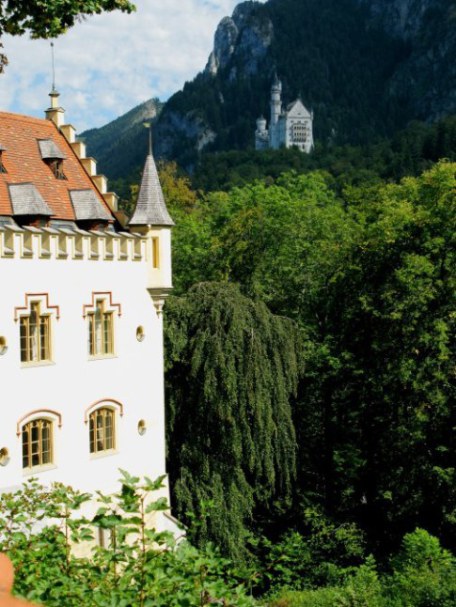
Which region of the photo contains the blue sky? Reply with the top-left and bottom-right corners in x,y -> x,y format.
0,0 -> 255,132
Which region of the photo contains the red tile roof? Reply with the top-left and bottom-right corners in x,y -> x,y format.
0,112 -> 114,222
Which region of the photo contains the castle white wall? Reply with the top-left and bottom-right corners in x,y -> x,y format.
0,229 -> 170,503
256,81 -> 314,152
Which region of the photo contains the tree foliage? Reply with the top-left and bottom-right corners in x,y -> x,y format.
0,0 -> 135,72
165,282 -> 303,557
268,530 -> 456,607
0,474 -> 254,607
164,162 -> 456,561
192,115 -> 456,193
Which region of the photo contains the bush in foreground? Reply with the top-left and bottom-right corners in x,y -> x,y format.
0,473 -> 254,607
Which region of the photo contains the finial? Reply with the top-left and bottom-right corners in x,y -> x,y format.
50,42 -> 57,94
143,119 -> 153,156
48,42 -> 61,110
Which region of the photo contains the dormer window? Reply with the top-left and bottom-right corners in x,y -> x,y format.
0,145 -> 7,174
38,139 -> 66,180
48,158 -> 66,180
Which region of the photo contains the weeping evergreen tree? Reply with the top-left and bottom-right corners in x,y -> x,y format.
164,282 -> 303,557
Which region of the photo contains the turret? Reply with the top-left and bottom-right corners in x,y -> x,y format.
255,116 -> 269,151
270,73 -> 282,127
256,116 -> 267,132
128,149 -> 174,312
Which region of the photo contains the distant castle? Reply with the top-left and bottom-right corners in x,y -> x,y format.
255,75 -> 314,153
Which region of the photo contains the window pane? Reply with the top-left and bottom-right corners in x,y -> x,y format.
88,301 -> 114,357
105,411 -> 113,449
20,318 -> 29,362
20,302 -> 52,363
22,427 -> 30,468
42,423 -> 51,464
89,408 -> 115,453
22,419 -> 53,468
104,314 -> 113,354
89,417 -> 95,453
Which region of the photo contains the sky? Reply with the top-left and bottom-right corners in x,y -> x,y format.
0,0 -> 250,132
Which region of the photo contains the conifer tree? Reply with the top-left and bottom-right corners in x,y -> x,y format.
165,282 -> 303,557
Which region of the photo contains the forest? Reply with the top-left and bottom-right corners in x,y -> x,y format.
161,146 -> 455,604
4,154 -> 455,607
1,0 -> 454,603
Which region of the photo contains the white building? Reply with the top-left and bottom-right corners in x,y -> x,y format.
255,75 -> 314,153
0,91 -> 176,532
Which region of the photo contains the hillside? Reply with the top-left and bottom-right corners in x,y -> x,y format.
155,0 -> 456,165
80,97 -> 163,180
83,0 -> 456,178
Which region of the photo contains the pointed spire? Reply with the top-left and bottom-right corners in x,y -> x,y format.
272,71 -> 282,90
128,153 -> 174,227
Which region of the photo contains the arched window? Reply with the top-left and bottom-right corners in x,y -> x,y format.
15,294 -> 59,364
22,418 -> 53,469
88,299 -> 113,356
20,301 -> 51,363
89,407 -> 115,454
83,293 -> 121,359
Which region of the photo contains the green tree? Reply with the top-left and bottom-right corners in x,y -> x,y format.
387,529 -> 456,607
0,0 -> 135,72
165,162 -> 456,561
165,282 -> 303,558
0,474 -> 254,607
294,162 -> 456,553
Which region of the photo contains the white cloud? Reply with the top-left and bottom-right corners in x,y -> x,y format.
0,0 -> 263,131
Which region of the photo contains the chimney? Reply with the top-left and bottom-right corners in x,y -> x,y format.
45,89 -> 65,127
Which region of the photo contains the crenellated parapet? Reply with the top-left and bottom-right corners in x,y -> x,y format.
0,224 -> 146,263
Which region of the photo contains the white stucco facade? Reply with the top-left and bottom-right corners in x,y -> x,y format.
0,228 -> 172,502
0,101 -> 176,534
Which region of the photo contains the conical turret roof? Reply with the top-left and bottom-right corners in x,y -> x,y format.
128,154 -> 174,227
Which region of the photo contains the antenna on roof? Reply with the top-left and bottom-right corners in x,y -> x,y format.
143,119 -> 153,156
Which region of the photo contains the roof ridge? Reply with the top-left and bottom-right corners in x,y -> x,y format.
0,111 -> 55,126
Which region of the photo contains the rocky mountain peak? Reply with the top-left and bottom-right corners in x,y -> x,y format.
205,1 -> 272,77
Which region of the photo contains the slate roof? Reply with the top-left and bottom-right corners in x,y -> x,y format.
8,183 -> 53,216
285,99 -> 312,117
38,139 -> 66,160
70,189 -> 112,221
0,111 -> 114,222
128,154 -> 174,227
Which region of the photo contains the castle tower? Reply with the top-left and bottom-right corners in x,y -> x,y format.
269,73 -> 282,149
255,116 -> 269,151
270,73 -> 282,126
128,146 -> 174,312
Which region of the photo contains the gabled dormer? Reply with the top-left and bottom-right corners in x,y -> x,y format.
0,143 -> 7,174
38,139 -> 67,180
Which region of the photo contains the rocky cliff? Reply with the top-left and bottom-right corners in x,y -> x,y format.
205,2 -> 273,78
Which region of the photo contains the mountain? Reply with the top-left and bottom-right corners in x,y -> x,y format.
80,98 -> 163,180
83,0 -> 456,177
154,0 -> 455,165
